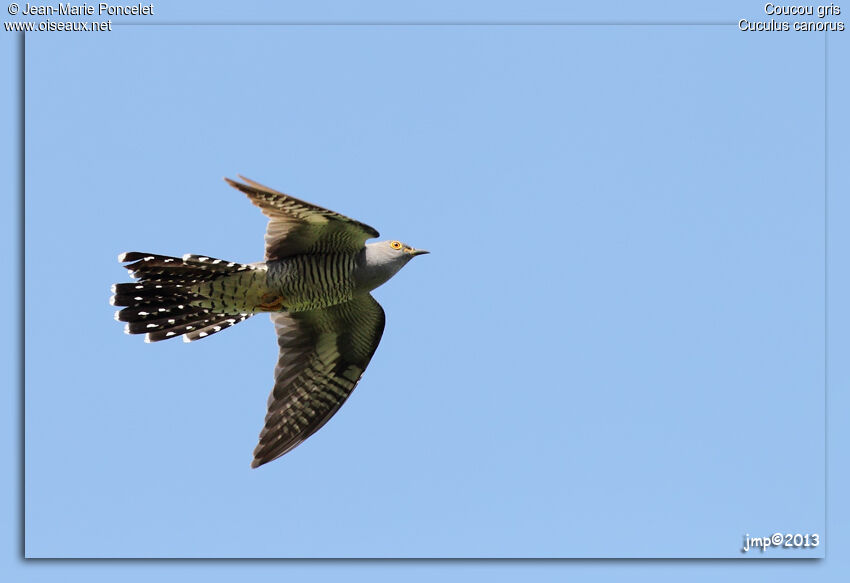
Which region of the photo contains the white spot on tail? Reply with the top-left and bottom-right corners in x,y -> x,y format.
199,332 -> 208,337
117,253 -> 128,262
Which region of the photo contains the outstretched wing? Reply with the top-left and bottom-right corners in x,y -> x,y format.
252,294 -> 386,468
225,176 -> 380,260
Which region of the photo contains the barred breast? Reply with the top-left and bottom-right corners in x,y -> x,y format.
266,253 -> 357,312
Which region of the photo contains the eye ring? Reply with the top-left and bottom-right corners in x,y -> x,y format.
390,241 -> 403,250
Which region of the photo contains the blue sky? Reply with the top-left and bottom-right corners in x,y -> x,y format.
3,0 -> 850,580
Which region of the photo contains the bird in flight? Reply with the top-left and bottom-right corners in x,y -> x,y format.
111,176 -> 428,468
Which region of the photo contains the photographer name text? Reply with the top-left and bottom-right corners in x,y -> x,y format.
19,2 -> 153,16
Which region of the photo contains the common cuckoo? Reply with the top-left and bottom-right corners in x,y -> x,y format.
111,176 -> 428,468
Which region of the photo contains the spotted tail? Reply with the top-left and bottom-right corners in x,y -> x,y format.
111,252 -> 260,343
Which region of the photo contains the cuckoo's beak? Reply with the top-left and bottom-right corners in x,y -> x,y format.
410,249 -> 430,257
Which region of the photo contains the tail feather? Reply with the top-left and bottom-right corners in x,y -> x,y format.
112,252 -> 256,342
182,313 -> 252,342
120,252 -> 249,283
123,310 -> 211,334
114,303 -> 202,322
144,312 -> 249,343
110,283 -> 196,307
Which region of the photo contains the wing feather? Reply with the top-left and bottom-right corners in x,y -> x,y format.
225,176 -> 379,260
251,294 -> 386,468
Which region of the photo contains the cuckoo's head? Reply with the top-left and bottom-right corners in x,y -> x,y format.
359,240 -> 429,291
387,239 -> 429,257
376,239 -> 429,266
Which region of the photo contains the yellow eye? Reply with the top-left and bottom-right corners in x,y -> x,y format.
390,241 -> 402,250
